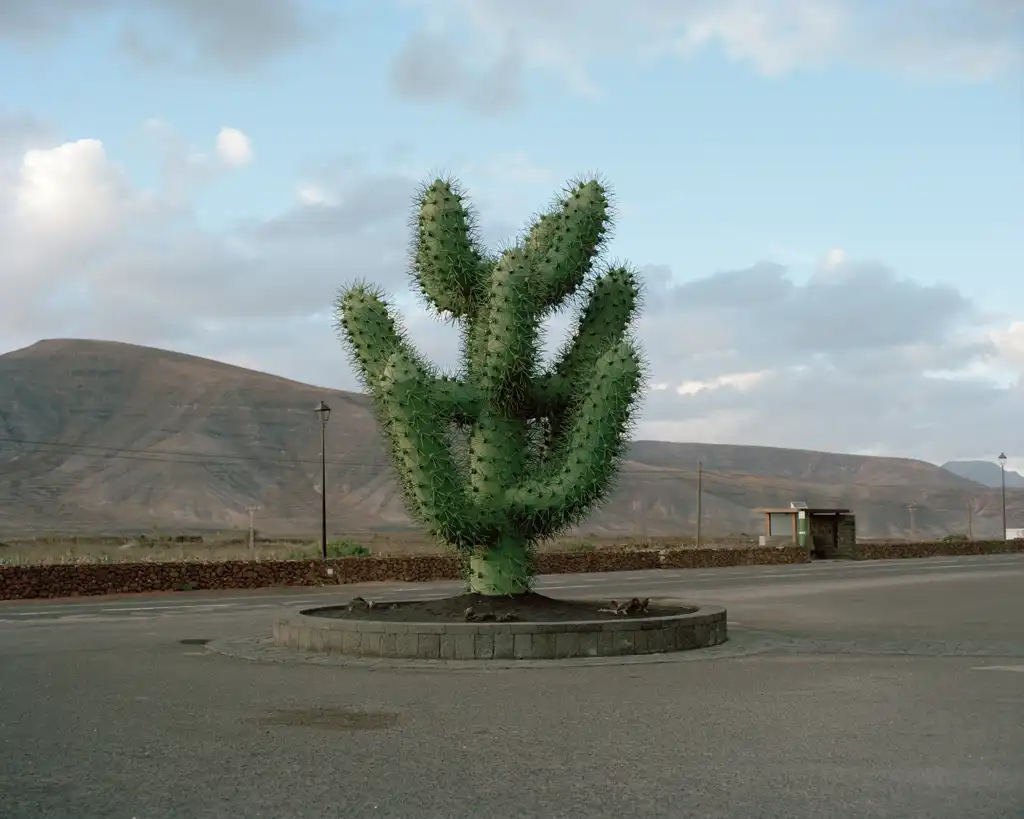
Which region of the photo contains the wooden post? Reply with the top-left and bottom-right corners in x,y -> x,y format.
967,502 -> 973,541
696,461 -> 703,548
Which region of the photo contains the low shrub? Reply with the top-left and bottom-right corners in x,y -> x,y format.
287,540 -> 371,560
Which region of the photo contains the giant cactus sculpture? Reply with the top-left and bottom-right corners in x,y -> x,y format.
335,177 -> 645,596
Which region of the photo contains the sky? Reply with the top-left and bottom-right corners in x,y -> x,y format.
0,0 -> 1022,469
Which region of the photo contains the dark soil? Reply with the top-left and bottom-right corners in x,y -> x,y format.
306,593 -> 694,623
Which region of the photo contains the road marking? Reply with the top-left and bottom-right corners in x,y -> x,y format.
971,665 -> 1024,673
100,603 -> 240,613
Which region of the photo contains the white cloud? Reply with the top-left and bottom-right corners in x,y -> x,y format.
672,1 -> 849,75
295,183 -> 337,207
395,0 -> 1022,111
675,370 -> 772,396
822,247 -> 846,273
992,322 -> 1024,369
215,127 -> 253,168
15,139 -> 127,238
1,138 -> 160,304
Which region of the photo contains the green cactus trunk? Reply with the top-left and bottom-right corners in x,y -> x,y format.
335,176 -> 645,596
468,536 -> 531,595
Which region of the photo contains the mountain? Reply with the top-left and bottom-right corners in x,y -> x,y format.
942,460 -> 1024,490
0,339 -> 1016,540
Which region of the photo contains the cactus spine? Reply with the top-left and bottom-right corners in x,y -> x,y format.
335,177 -> 645,595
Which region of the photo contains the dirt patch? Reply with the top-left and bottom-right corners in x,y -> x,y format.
305,593 -> 695,623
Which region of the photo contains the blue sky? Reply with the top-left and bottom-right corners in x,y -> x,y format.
0,0 -> 1021,468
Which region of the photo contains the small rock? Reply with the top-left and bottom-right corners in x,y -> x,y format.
348,596 -> 369,612
464,606 -> 476,621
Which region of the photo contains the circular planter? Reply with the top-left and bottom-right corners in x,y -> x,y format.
273,598 -> 727,661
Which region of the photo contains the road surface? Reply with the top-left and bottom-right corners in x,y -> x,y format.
2,554 -> 1022,819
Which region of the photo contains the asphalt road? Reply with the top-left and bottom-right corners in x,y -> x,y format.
2,554 -> 1023,819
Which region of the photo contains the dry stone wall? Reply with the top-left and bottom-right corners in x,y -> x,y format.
1,540 -> 1021,600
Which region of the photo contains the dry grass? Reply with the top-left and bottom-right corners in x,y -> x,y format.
0,532 -> 764,566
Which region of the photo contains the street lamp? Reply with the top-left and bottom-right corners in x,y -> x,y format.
998,452 -> 1007,542
314,401 -> 331,559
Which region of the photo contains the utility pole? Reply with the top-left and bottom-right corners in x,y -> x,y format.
907,503 -> 917,540
632,497 -> 645,539
246,506 -> 261,555
967,502 -> 973,542
314,401 -> 332,560
696,460 -> 703,549
998,453 -> 1008,541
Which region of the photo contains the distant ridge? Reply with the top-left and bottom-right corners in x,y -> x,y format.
0,339 -> 1015,539
942,460 -> 1024,489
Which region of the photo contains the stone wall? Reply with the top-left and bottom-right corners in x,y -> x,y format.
1,540 -> 1021,601
851,539 -> 1024,561
0,547 -> 806,600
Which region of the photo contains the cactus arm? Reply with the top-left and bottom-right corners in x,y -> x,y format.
460,256 -> 497,383
503,340 -> 644,538
474,248 -> 540,406
334,283 -> 415,395
466,249 -> 536,513
377,352 -> 482,549
523,179 -> 612,310
524,265 -> 641,460
535,265 -> 641,409
336,284 -> 484,422
412,179 -> 487,317
432,378 -> 485,425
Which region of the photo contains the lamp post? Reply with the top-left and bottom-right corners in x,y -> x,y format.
998,452 -> 1007,542
314,401 -> 331,559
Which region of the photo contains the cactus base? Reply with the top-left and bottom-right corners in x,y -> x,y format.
468,537 -> 532,596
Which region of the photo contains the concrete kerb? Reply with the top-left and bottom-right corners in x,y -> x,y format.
271,599 -> 727,661
204,626 -> 800,671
